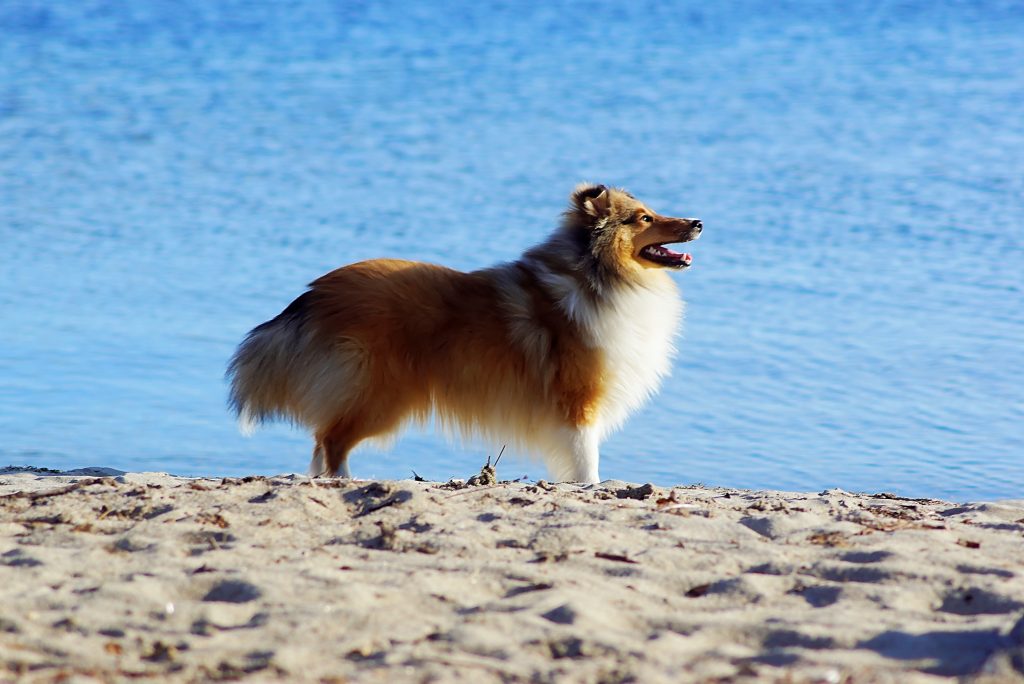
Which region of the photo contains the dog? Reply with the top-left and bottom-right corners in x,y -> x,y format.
227,184 -> 702,483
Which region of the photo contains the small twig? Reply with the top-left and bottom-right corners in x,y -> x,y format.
0,478 -> 105,501
410,656 -> 509,672
594,551 -> 639,564
354,494 -> 407,518
658,504 -> 701,512
444,484 -> 503,499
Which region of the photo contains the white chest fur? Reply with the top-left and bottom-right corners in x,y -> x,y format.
576,275 -> 684,438
521,256 -> 684,441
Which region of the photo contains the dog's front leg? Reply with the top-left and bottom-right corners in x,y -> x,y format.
545,425 -> 601,484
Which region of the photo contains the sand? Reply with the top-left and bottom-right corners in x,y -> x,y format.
1,466 -> 1023,683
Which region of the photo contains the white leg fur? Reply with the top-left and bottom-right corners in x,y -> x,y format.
337,457 -> 351,479
308,445 -> 351,478
545,425 -> 601,484
308,445 -> 325,478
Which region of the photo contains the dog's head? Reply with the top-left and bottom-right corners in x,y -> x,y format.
566,184 -> 702,279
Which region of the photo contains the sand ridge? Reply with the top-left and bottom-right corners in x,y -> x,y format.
1,469 -> 1023,683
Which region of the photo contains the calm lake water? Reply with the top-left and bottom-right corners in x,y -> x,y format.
2,1 -> 1022,500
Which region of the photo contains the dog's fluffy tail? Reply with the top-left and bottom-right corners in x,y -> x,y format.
227,292 -> 366,436
227,292 -> 314,434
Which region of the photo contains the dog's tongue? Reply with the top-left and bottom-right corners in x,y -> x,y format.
648,244 -> 692,265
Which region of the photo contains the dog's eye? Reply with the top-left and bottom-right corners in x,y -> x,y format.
640,215 -> 653,223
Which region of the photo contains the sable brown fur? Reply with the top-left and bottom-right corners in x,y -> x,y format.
228,184 -> 702,482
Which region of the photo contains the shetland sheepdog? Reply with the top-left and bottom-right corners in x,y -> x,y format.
227,184 -> 702,483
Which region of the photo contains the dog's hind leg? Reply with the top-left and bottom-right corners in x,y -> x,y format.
316,396 -> 413,478
309,441 -> 329,478
316,426 -> 355,478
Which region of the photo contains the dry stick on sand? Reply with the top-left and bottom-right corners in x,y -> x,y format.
465,446 -> 506,487
0,478 -> 108,501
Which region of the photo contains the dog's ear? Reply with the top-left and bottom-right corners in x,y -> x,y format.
572,183 -> 611,218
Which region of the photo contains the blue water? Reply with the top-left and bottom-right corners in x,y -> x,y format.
2,1 -> 1022,501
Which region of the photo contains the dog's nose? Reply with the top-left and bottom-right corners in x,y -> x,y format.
691,219 -> 703,233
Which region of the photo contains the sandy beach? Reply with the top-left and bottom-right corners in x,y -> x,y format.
1,467 -> 1022,683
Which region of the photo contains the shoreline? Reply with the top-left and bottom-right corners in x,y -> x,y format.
1,469 -> 1022,682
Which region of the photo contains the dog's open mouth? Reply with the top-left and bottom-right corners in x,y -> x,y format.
639,243 -> 693,269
